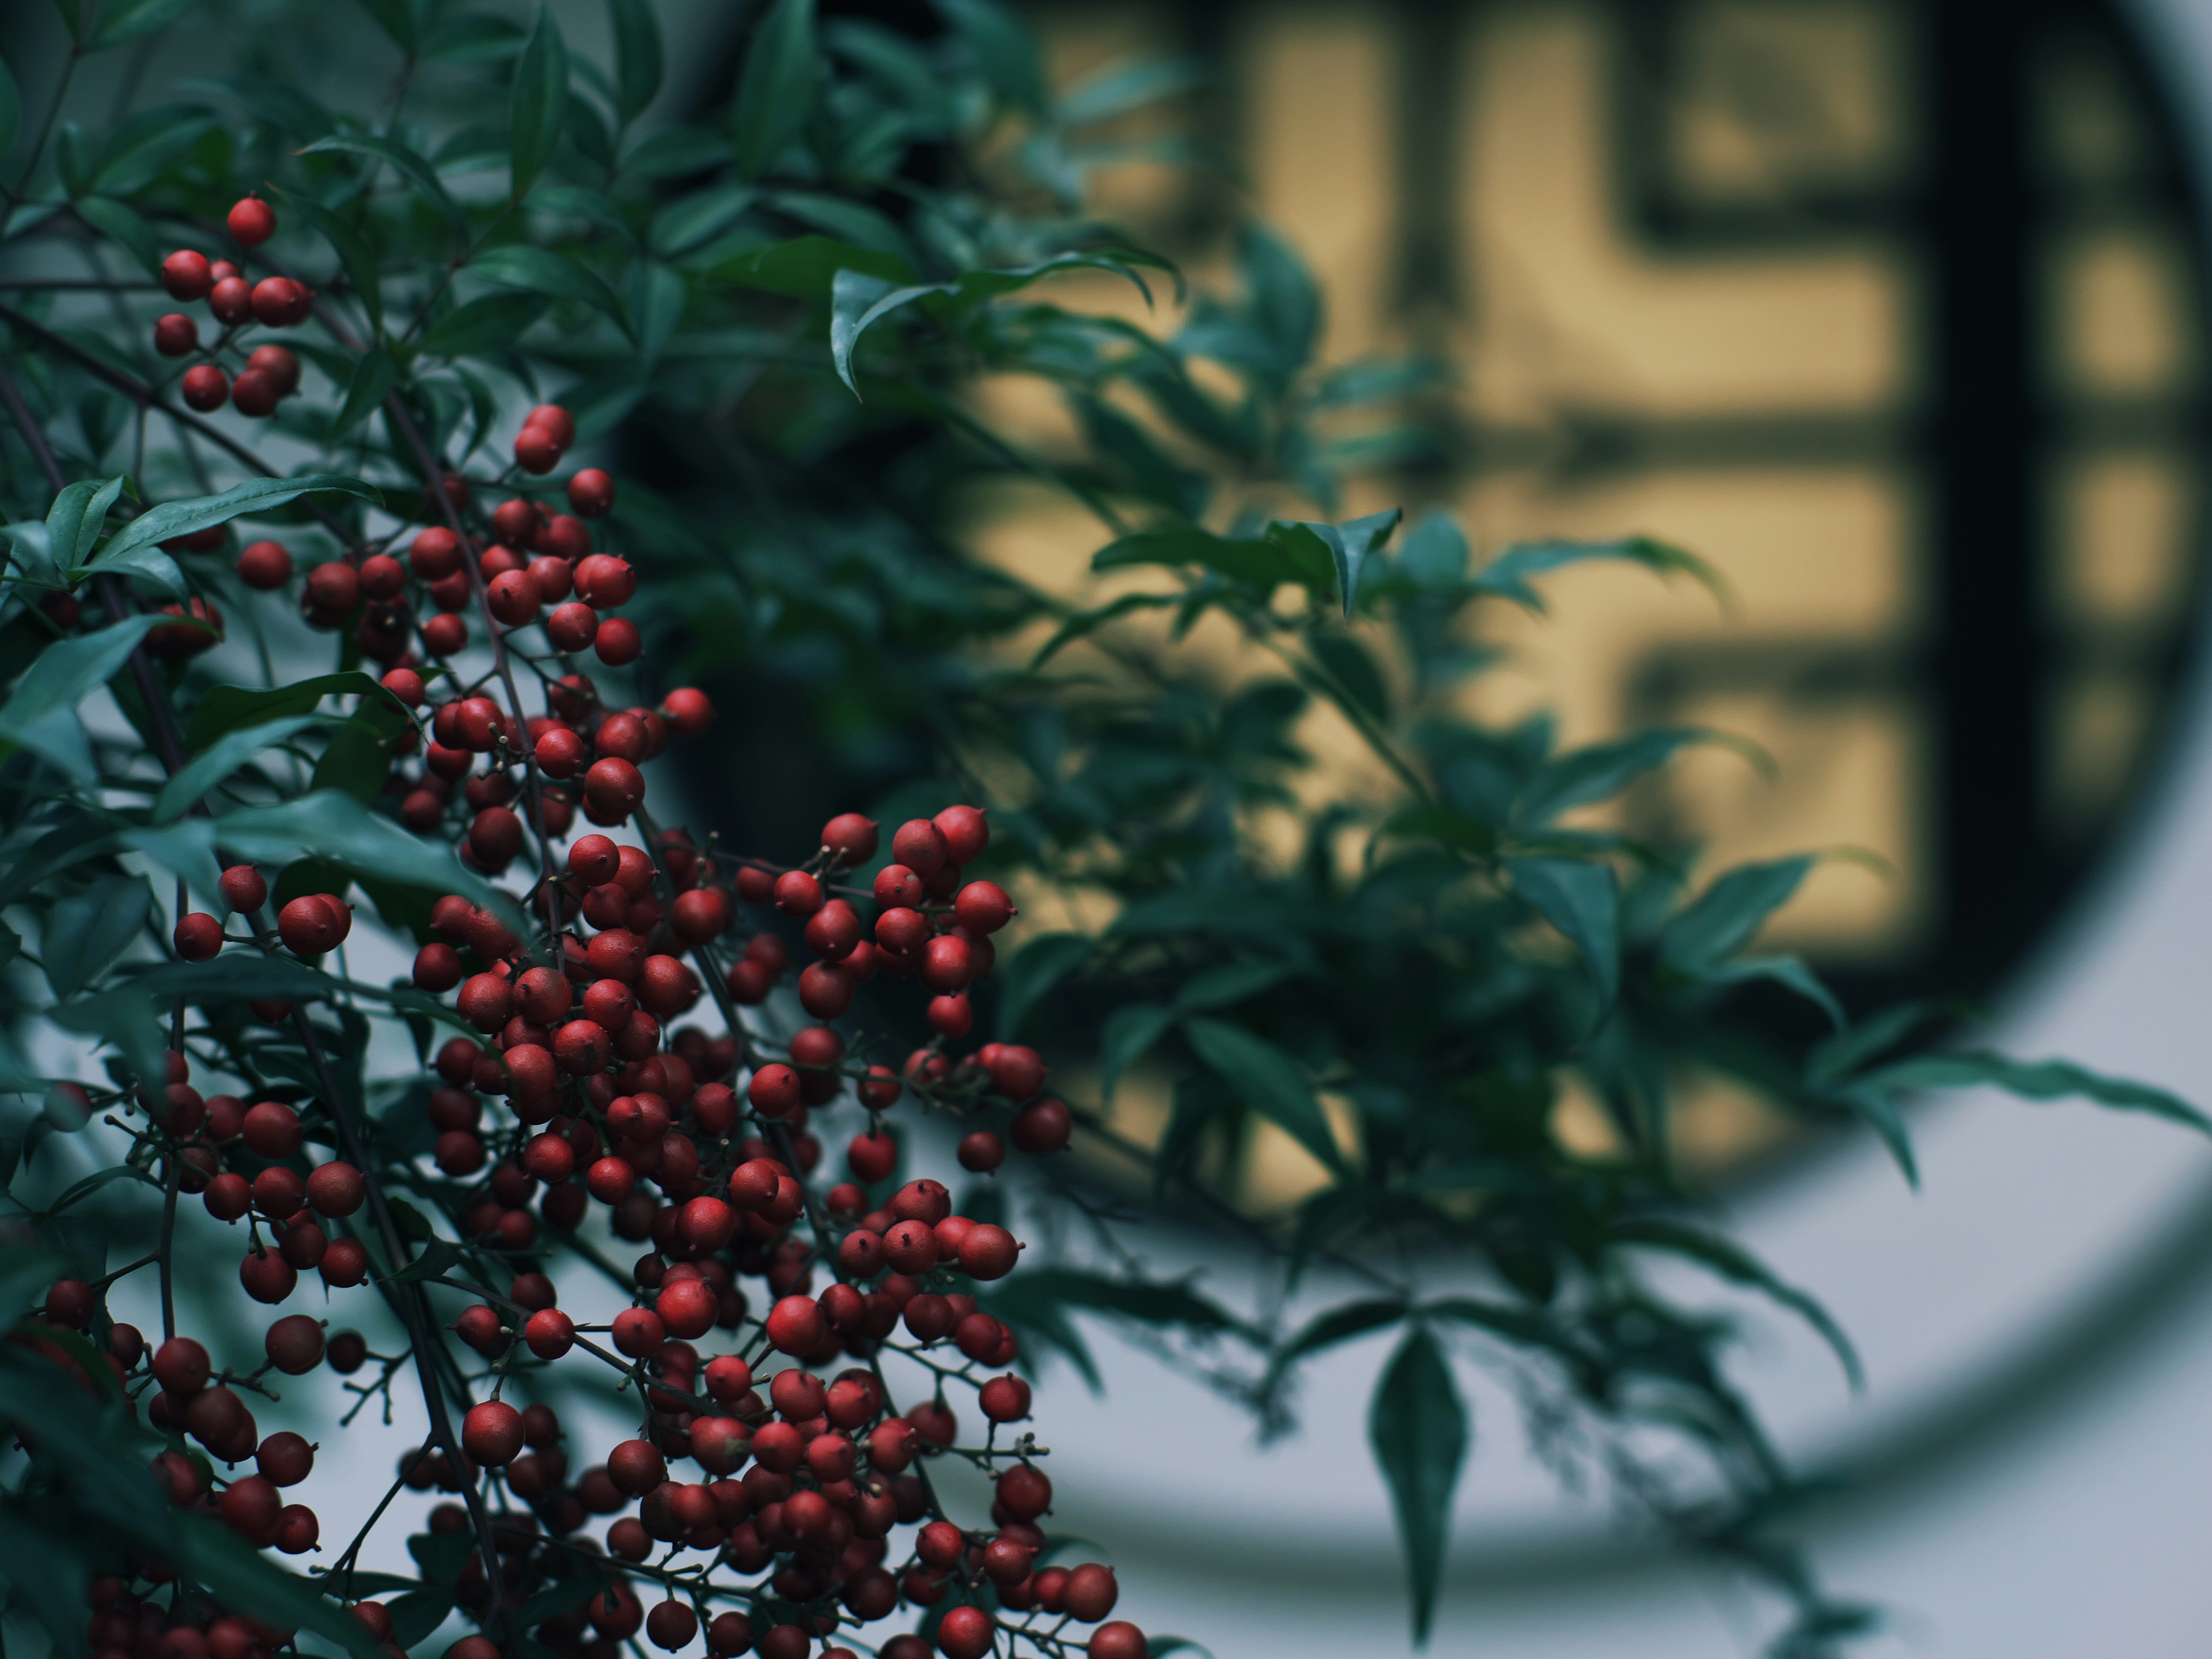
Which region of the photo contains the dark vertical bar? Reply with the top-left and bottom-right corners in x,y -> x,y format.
1926,0 -> 2046,987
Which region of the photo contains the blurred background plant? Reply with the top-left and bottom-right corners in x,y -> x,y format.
0,1 -> 2200,1656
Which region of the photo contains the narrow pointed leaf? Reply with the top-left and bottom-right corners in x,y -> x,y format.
1369,1328 -> 1466,1646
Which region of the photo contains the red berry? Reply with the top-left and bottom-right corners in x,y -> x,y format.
1089,1624 -> 1146,1659
957,1130 -> 1005,1173
249,276 -> 310,327
226,196 -> 276,245
173,912 -> 223,960
462,1400 -> 525,1465
229,369 -> 279,418
487,569 -> 539,626
934,804 -> 990,863
246,343 -> 300,393
525,403 -> 576,448
764,1294 -> 825,1355
233,539 -> 292,590
161,250 -> 213,300
306,1161 -> 365,1217
1011,1099 -> 1072,1154
515,425 -> 562,474
154,313 -> 198,357
181,365 -> 230,411
955,880 -> 1016,934
960,1224 -> 1019,1281
568,468 -> 615,517
208,274 -> 252,324
773,870 -> 823,916
748,1064 -> 801,1120
660,686 -> 713,736
936,1606 -> 992,1659
575,554 -> 638,608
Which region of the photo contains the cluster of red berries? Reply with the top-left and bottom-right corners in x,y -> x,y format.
155,198 -> 308,418
76,412 -> 1145,1659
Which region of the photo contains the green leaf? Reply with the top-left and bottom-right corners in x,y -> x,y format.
0,52 -> 20,161
74,196 -> 159,272
938,0 -> 1047,115
278,190 -> 384,334
1091,524 -> 1290,591
1806,1000 -> 1933,1090
45,476 -> 127,570
123,955 -> 339,1002
1307,631 -> 1389,722
418,292 -> 548,358
509,6 -> 570,199
1174,959 -> 1296,1013
1057,55 -> 1207,125
471,245 -> 627,327
42,875 -> 151,999
89,0 -> 202,49
213,791 -> 521,930
174,1517 -> 385,1659
384,1585 -> 456,1647
1029,592 -> 1179,667
89,104 -> 216,194
1505,856 -> 1620,1013
99,475 -> 380,569
1611,1218 -> 1862,1391
646,184 -> 757,257
1275,509 -> 1401,618
1517,729 -> 1712,825
709,234 -> 913,298
1182,1016 -> 1344,1173
1658,857 -> 1811,974
0,615 -> 165,781
1369,1328 -> 1466,1647
300,134 -> 468,236
50,989 -> 168,1087
186,671 -> 385,751
1266,1297 -> 1407,1391
331,347 -> 398,442
996,932 -> 1090,1039
384,1237 -> 466,1286
1693,953 -> 1845,1029
987,1266 -> 1250,1338
312,702 -> 409,803
627,262 -> 685,365
608,0 -> 664,122
1099,1002 -> 1173,1105
1473,535 -> 1729,612
730,0 -> 819,179
1865,1052 -> 2212,1138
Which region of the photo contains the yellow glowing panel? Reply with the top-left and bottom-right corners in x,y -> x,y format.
1668,0 -> 1910,206
1241,7 -> 1399,361
2053,228 -> 2198,397
1457,5 -> 1908,421
2052,454 -> 2195,626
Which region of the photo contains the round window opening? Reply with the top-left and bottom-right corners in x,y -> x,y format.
678,0 -> 2212,1198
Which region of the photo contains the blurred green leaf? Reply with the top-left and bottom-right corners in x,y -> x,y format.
730,0 -> 818,179
1369,1328 -> 1466,1647
608,0 -> 664,123
1506,855 -> 1620,1013
1183,1016 -> 1343,1173
510,6 -> 570,199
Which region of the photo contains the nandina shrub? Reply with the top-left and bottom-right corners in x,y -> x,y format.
0,3 -> 2204,1659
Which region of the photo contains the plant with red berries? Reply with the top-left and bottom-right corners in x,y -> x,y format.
3,4 -> 2206,1659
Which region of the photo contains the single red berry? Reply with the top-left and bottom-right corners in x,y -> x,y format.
748,1063 -> 802,1120
226,196 -> 276,245
208,274 -> 253,324
154,313 -> 198,357
937,1605 -> 993,1659
1088,1623 -> 1146,1659
246,343 -> 300,393
462,1400 -> 525,1466
173,912 -> 223,960
660,686 -> 713,736
960,1224 -> 1019,1282
230,369 -> 281,418
515,425 -> 562,474
568,468 -> 615,517
957,1131 -> 1005,1173
249,276 -> 310,327
1011,1099 -> 1073,1154
764,1294 -> 825,1356
955,880 -> 1016,934
233,539 -> 292,590
935,804 -> 990,862
306,1161 -> 365,1217
487,568 -> 539,626
161,249 -> 213,300
180,365 -> 230,411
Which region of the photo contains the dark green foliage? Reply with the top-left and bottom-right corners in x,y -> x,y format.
0,0 -> 2197,1653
